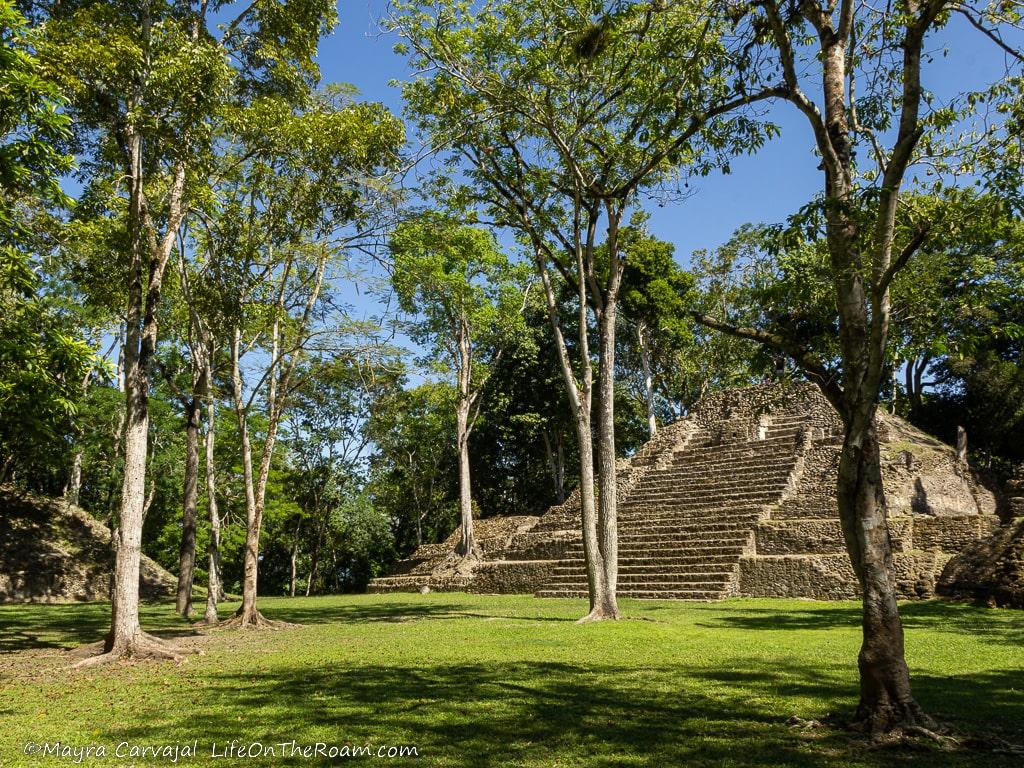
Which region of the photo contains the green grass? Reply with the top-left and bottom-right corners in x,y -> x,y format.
1,594 -> 1022,767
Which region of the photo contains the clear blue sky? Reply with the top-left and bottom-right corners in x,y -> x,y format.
318,3 -> 1018,267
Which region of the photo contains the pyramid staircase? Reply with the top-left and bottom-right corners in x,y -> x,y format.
534,416 -> 810,600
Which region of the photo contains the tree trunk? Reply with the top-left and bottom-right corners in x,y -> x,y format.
175,395 -> 201,617
289,521 -> 300,598
533,248 -> 610,622
203,395 -> 222,624
109,348 -> 149,648
837,413 -> 929,735
233,398 -> 260,622
307,512 -> 325,597
590,295 -> 620,621
81,125 -> 184,664
64,450 -> 83,507
454,400 -> 478,559
226,325 -> 285,628
637,322 -> 657,438
542,429 -> 566,503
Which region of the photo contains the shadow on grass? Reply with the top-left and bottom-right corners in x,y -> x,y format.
106,657 -> 1024,767
686,600 -> 1024,647
261,599 -> 576,626
0,601 -> 198,653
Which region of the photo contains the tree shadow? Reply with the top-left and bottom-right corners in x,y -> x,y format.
0,601 -> 197,653
259,596 -> 578,626
689,600 -> 1024,648
105,657 -> 1024,767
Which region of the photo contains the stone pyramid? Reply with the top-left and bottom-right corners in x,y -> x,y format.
369,383 -> 1001,600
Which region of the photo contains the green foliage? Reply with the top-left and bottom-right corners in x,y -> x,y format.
394,0 -> 776,205
0,1 -> 94,481
0,252 -> 97,480
367,381 -> 460,553
390,212 -> 529,386
0,0 -> 71,227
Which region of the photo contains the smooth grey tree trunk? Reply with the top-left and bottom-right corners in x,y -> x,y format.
454,400 -> 478,559
203,395 -> 222,624
175,394 -> 201,617
637,322 -> 657,438
81,124 -> 187,664
592,299 -> 621,620
534,252 -> 612,621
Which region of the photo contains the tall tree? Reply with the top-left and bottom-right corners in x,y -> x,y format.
394,0 -> 779,620
389,213 -> 528,563
699,0 -> 1023,733
36,0 -> 335,661
196,91 -> 402,627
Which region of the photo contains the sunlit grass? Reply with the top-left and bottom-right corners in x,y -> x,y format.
1,594 -> 1022,767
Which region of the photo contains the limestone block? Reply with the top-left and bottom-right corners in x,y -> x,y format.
915,516 -> 989,552
468,560 -> 553,594
754,520 -> 846,555
738,555 -> 859,599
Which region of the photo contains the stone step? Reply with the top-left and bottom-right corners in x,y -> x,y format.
551,563 -> 735,577
610,529 -> 751,543
617,504 -> 765,519
542,575 -> 730,588
617,553 -> 743,566
638,472 -> 792,491
612,519 -> 758,536
621,494 -> 783,510
617,517 -> 762,532
626,486 -> 785,501
564,542 -> 748,560
652,457 -> 798,476
672,435 -> 801,458
665,448 -> 799,465
535,588 -> 724,600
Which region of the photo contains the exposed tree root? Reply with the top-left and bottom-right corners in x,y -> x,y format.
851,698 -> 942,742
217,608 -> 297,631
432,550 -> 481,579
575,607 -> 620,624
787,713 -> 1024,757
72,631 -> 185,668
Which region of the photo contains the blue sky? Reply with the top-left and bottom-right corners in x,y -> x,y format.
318,2 -> 1018,267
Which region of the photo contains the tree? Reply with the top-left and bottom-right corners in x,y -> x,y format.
613,227 -> 695,436
394,0 -> 779,621
698,0 -> 1023,733
390,213 -> 528,563
34,0 -> 340,661
0,0 -> 95,485
284,356 -> 399,595
195,91 -> 402,627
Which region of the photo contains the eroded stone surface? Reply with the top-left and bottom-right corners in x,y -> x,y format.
0,486 -> 176,603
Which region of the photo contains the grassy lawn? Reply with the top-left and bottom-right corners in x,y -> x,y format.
1,594 -> 1022,767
